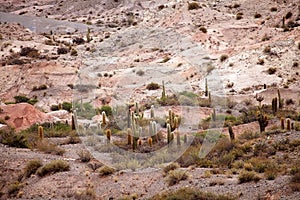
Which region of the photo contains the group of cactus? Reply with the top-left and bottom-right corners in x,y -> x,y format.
271,89 -> 284,114
281,118 -> 294,131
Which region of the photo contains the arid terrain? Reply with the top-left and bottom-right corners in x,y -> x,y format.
0,0 -> 300,199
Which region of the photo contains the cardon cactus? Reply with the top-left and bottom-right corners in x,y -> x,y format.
257,112 -> 268,133
272,97 -> 277,115
150,105 -> 155,119
167,123 -> 171,144
106,129 -> 111,142
176,131 -> 180,145
127,128 -> 132,145
71,114 -> 76,130
148,137 -> 153,147
38,126 -> 44,140
281,118 -> 285,130
287,119 -> 291,131
228,125 -> 235,141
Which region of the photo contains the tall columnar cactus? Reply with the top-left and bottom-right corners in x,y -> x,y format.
58,103 -> 63,110
127,128 -> 132,145
106,129 -> 111,143
167,123 -> 171,144
176,131 -> 180,145
148,137 -> 153,147
38,126 -> 44,140
291,122 -> 294,130
131,112 -> 139,151
205,78 -> 208,97
127,105 -> 131,128
281,118 -> 285,130
257,112 -> 268,133
150,105 -> 155,119
138,139 -> 142,146
161,81 -> 166,100
71,114 -> 76,130
138,127 -> 143,137
211,108 -> 216,121
272,97 -> 278,115
278,89 -> 283,109
168,109 -> 179,131
183,134 -> 187,144
135,102 -> 139,117
228,125 -> 235,141
287,119 -> 291,131
208,92 -> 211,104
151,121 -> 158,143
102,111 -> 107,126
86,28 -> 91,43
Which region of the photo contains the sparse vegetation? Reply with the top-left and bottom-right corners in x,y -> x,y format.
149,187 -> 236,200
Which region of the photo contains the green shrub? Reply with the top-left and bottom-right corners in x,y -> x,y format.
199,26 -> 207,33
14,95 -> 29,103
268,67 -> 277,75
32,84 -> 47,91
270,7 -> 277,12
285,11 -> 292,19
37,160 -> 70,176
136,69 -> 144,76
20,47 -> 39,58
165,169 -> 189,186
146,82 -> 160,90
98,105 -> 113,116
23,159 -> 43,178
220,54 -> 228,62
57,47 -> 69,54
236,13 -> 243,20
238,170 -> 261,183
188,2 -> 200,10
254,13 -> 261,18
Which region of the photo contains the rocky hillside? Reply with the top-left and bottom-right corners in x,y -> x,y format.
0,0 -> 299,199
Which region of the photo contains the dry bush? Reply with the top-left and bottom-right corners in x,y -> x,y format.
165,169 -> 189,186
163,162 -> 180,175
96,165 -> 115,176
37,160 -> 70,176
23,159 -> 43,178
77,150 -> 92,162
188,2 -> 200,10
238,170 -> 261,183
146,82 -> 160,90
36,140 -> 65,155
290,173 -> 300,191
